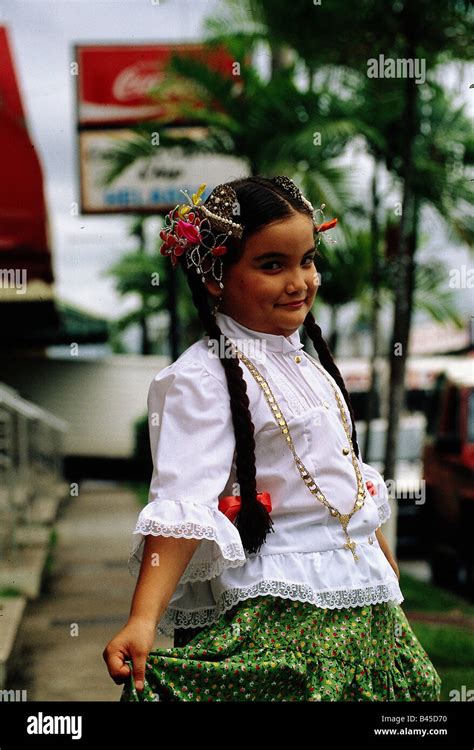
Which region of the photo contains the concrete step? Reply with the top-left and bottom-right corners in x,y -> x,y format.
0,544 -> 51,599
14,525 -> 51,547
0,595 -> 27,689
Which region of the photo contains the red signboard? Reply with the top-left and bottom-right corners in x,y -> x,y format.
76,42 -> 241,126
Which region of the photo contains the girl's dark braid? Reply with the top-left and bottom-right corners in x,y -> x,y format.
185,268 -> 274,554
303,310 -> 360,459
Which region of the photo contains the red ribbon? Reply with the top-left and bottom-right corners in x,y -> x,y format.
365,480 -> 377,496
218,491 -> 272,523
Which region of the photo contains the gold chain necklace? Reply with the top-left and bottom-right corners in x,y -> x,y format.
230,344 -> 366,561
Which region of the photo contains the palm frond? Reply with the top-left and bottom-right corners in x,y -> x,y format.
413,261 -> 465,326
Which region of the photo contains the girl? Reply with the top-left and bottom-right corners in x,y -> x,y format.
103,175 -> 441,702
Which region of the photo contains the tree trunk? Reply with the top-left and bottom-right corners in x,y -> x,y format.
136,219 -> 152,356
363,161 -> 383,461
384,72 -> 418,487
139,313 -> 151,355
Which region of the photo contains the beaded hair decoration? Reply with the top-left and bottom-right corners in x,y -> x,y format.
159,177 -> 337,289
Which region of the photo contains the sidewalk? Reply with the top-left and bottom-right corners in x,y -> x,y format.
12,481 -> 172,701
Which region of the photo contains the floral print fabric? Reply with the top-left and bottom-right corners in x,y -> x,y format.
120,595 -> 441,702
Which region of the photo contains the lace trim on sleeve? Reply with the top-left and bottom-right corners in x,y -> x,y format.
377,498 -> 392,526
127,498 -> 247,582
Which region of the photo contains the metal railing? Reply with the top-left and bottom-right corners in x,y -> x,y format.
0,382 -> 68,560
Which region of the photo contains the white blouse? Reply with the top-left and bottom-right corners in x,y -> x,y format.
128,311 -> 403,637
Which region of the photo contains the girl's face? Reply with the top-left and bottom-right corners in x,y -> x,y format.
206,211 -> 319,337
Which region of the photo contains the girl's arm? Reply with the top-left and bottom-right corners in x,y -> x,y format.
375,527 -> 400,580
128,533 -> 202,626
103,534 -> 201,692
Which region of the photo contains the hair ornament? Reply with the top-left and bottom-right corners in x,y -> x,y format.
312,202 -> 338,245
159,177 -> 338,287
159,182 -> 243,288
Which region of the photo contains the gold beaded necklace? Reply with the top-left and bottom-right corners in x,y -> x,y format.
230,344 -> 366,561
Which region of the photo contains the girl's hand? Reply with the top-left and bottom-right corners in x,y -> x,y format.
103,618 -> 157,692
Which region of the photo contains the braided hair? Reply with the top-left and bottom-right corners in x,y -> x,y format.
180,176 -> 360,555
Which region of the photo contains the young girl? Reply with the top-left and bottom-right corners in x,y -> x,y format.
103,175 -> 442,702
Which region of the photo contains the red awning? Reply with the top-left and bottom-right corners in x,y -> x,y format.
0,26 -> 54,283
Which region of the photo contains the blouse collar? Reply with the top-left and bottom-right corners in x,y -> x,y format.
214,311 -> 305,354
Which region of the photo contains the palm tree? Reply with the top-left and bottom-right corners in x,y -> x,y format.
254,0 -> 473,485
381,79 -> 473,481
345,74 -> 474,464
102,216 -> 165,355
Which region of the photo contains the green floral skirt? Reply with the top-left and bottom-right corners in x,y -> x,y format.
120,595 -> 442,702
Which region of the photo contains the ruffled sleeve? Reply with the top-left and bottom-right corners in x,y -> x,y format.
128,359 -> 247,582
360,457 -> 392,527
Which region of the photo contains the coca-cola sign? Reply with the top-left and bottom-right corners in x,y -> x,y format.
76,42 -> 239,126
113,61 -> 165,103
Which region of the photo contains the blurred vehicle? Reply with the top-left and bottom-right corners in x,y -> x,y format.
421,361 -> 474,599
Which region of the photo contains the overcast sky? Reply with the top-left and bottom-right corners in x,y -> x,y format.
1,0 -> 472,333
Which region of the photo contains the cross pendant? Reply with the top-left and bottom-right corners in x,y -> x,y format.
343,537 -> 359,561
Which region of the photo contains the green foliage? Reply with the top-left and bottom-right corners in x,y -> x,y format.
401,572 -> 474,616
252,0 -> 473,68
410,622 -> 474,667
414,261 -> 465,325
102,214 -> 203,354
316,227 -> 377,307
